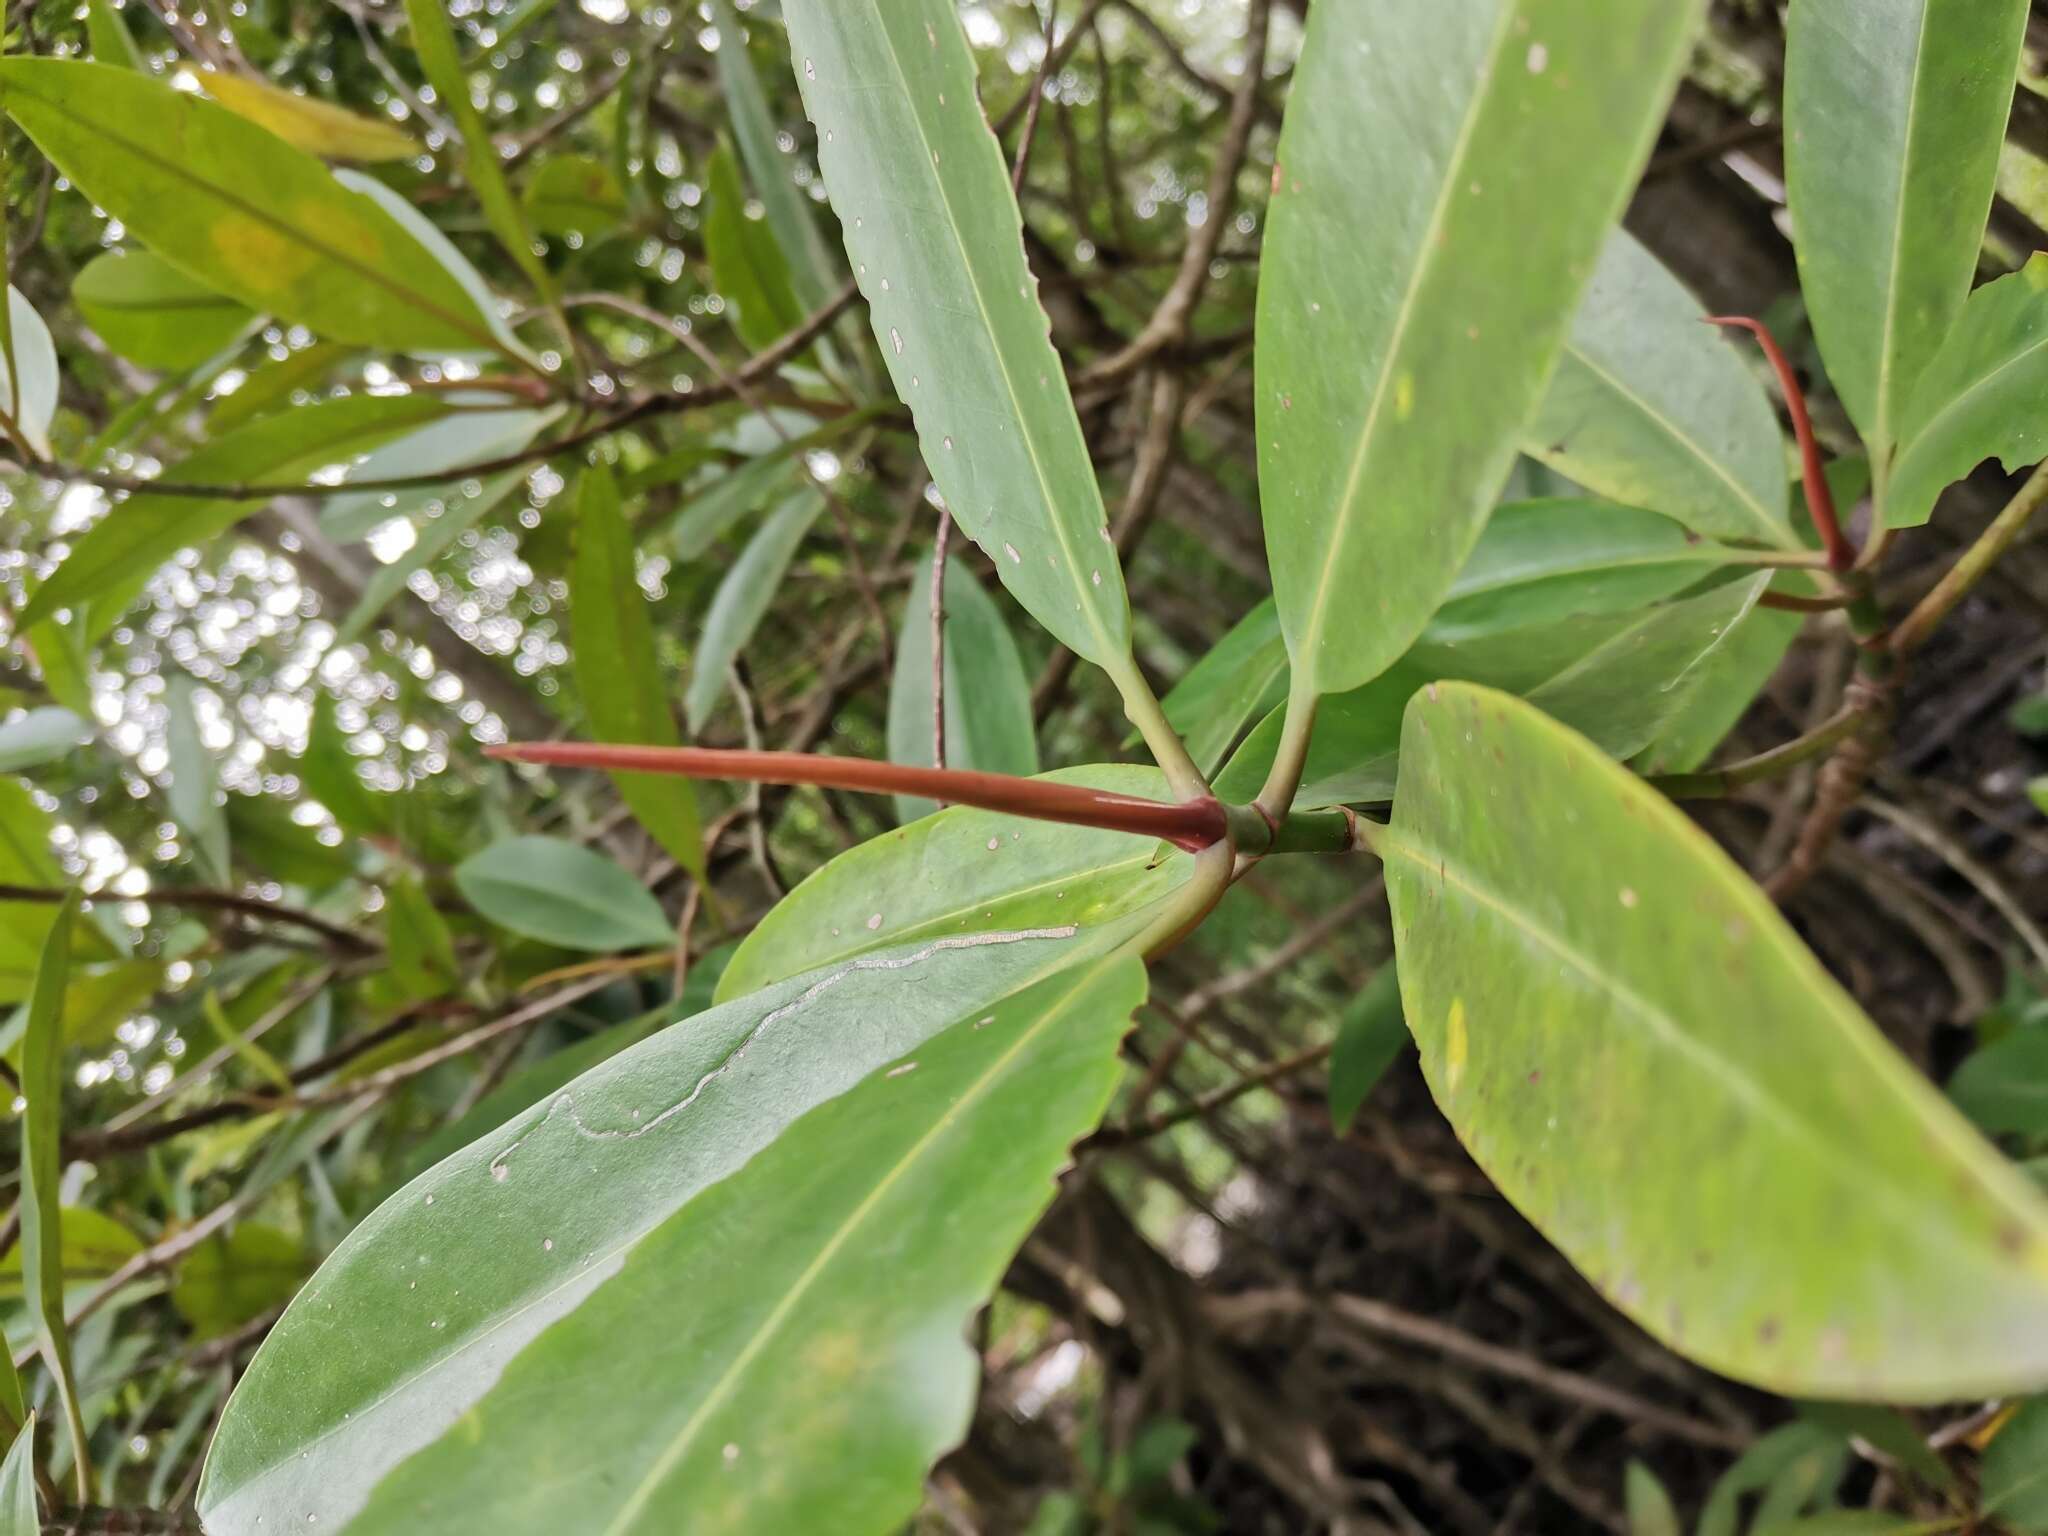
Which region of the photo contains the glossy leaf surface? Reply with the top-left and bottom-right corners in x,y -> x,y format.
1783,0 -> 2027,468
781,0 -> 1136,673
0,1418 -> 34,1536
1378,683 -> 2048,1398
200,929 -> 1140,1533
72,248 -> 253,371
453,836 -> 673,953
886,553 -> 1038,821
717,764 -> 1189,1001
571,465 -> 703,875
1528,231 -> 1792,546
1257,0 -> 1705,695
0,60 -> 508,352
0,287 -> 57,459
1886,254 -> 2048,527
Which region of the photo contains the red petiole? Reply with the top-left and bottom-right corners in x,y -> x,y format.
1704,315 -> 1856,572
486,742 -> 1231,852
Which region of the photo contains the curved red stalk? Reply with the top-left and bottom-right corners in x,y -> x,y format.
487,741 -> 1230,853
1704,316 -> 1854,571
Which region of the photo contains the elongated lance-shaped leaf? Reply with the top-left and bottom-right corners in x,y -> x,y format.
198,926 -> 1145,1533
684,487 -> 823,732
1784,0 -> 2028,485
166,673 -> 230,882
571,465 -> 703,876
201,71 -> 419,162
1529,231 -> 1794,548
0,60 -> 511,354
0,1415 -> 33,1536
1886,253 -> 2048,528
21,892 -> 90,1499
1160,599 -> 1289,779
778,2 -> 1137,684
1258,0 -> 1707,698
1376,683 -> 2048,1400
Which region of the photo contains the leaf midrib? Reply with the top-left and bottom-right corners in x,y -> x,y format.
1870,3 -> 1936,461
7,69 -> 503,354
599,949 -> 1127,1534
1291,0 -> 1522,683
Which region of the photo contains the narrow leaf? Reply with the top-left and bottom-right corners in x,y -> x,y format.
571,465 -> 703,876
453,835 -> 672,952
1159,599 -> 1288,778
318,406 -> 555,543
1328,965 -> 1406,1134
86,0 -> 147,69
200,926 -> 1132,1532
0,59 -> 509,352
1982,1394 -> 2048,1530
1632,599 -> 1801,776
0,1416 -> 36,1536
21,892 -> 89,1497
72,248 -> 255,370
1378,682 -> 2048,1399
521,154 -> 625,238
1624,1461 -> 1681,1536
703,140 -> 804,349
335,468 -> 525,643
885,553 -> 1038,821
0,286 -> 57,459
201,71 -> 418,162
0,706 -> 89,773
1528,230 -> 1793,547
298,693 -> 384,838
781,0 -> 1139,677
1258,0 -> 1706,696
1887,253 -> 2048,527
683,487 -> 822,732
1783,0 -> 2028,473
384,875 -> 460,1001
165,673 -> 230,881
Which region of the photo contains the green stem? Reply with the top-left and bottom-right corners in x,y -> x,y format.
1649,704 -> 1870,798
1132,835 -> 1235,960
1115,666 -> 1209,803
1889,458 -> 2048,656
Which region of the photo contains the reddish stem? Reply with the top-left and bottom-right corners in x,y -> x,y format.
1704,316 -> 1854,571
488,742 -> 1230,853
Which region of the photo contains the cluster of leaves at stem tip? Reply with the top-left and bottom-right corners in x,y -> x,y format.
2,0 -> 2048,1532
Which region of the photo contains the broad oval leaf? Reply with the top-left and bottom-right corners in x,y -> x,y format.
717,763 -> 1190,1001
780,0 -> 1138,678
454,836 -> 673,953
1377,682 -> 2048,1399
1886,254 -> 2048,528
19,392 -> 449,633
0,706 -> 89,773
885,553 -> 1038,822
1784,0 -> 2028,472
200,71 -> 418,162
72,248 -> 255,370
199,928 -> 1139,1532
0,287 -> 58,460
1528,231 -> 1793,547
0,59 -> 509,352
683,487 -> 823,732
571,465 -> 702,876
1257,0 -> 1706,696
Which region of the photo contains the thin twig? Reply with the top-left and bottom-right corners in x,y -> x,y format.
1011,0 -> 1061,194
1890,459 -> 2048,656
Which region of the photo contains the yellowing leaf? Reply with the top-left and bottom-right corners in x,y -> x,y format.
201,72 -> 418,162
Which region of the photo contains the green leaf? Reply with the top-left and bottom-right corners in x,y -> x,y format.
201,70 -> 418,162
19,392 -> 448,632
385,874 -> 460,1001
318,406 -> 557,543
1752,1518 -> 1922,1535
0,1420 -> 32,1536
1256,0 -> 1705,697
334,468 -> 525,643
704,140 -> 804,350
1983,1395 -> 2048,1531
1783,0 -> 2028,473
1886,254 -> 2048,527
401,0 -> 554,304
1632,599 -> 1801,776
166,674 -> 230,881
208,339 -> 353,433
885,553 -> 1038,821
1623,1460 -> 1680,1536
1376,682 -> 2048,1399
2016,692 -> 2048,739
72,248 -> 255,370
683,487 -> 823,732
1948,1027 -> 2048,1137
200,989 -> 292,1093
0,781 -> 76,1002
521,153 -> 625,238
571,464 -> 702,876
781,0 -> 1140,679
0,286 -> 58,459
454,835 -> 673,952
0,59 -> 510,352
1801,1403 -> 1954,1493
299,693 -> 385,838
1160,599 -> 1288,779
0,1207 -> 143,1293
20,891 -> 88,1494
86,0 -> 147,69
199,926 -> 1136,1533
661,411 -> 884,559
0,706 -> 89,773
1528,230 -> 1794,547
171,1222 -> 308,1338
716,764 -> 1190,1002
711,0 -> 838,312
1328,965 -> 1406,1134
